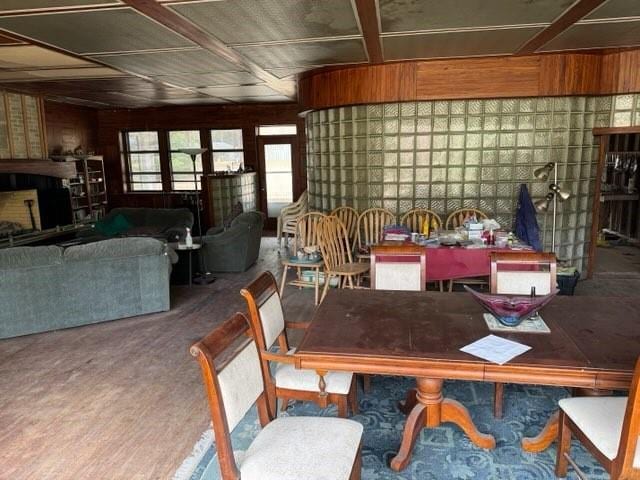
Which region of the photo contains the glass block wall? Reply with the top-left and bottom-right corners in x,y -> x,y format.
306,94 -> 640,272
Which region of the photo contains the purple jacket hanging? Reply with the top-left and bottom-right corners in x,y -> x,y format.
515,183 -> 542,251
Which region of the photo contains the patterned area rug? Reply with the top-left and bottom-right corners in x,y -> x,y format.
176,376 -> 608,480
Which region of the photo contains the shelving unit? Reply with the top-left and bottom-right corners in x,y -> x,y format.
66,155 -> 108,223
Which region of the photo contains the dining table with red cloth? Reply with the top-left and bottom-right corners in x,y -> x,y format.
424,245 -> 531,281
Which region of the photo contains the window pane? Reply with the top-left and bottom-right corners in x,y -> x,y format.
172,173 -> 202,191
129,153 -> 160,173
171,152 -> 202,172
211,129 -> 243,150
212,151 -> 244,172
264,144 -> 293,217
169,130 -> 200,150
131,182 -> 162,191
130,173 -> 162,191
258,125 -> 297,136
127,131 -> 159,151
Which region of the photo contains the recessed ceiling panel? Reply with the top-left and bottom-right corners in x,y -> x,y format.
162,97 -> 229,105
198,85 -> 280,97
0,8 -> 192,54
0,45 -> 91,68
151,71 -> 262,88
0,67 -> 125,82
224,95 -> 294,103
91,48 -> 238,76
540,20 -> 640,51
585,0 -> 640,20
267,66 -> 315,79
0,1 -> 120,12
171,0 -> 359,44
383,28 -> 542,60
379,0 -> 573,33
235,39 -> 367,68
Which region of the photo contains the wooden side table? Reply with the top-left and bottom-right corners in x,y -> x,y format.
280,256 -> 324,305
169,243 -> 201,287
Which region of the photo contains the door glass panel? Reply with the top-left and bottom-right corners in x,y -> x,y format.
264,143 -> 293,218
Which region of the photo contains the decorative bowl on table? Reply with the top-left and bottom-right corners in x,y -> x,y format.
464,285 -> 559,327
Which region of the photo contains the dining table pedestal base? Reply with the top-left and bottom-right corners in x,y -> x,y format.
390,377 -> 496,471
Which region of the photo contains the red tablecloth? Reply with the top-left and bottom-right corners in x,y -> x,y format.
425,246 -> 517,281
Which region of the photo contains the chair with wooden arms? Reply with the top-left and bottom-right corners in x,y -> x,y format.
190,312 -> 363,480
277,190 -> 308,248
318,215 -> 370,303
330,206 -> 359,249
280,212 -> 326,305
445,208 -> 490,292
445,208 -> 488,229
490,251 -> 558,419
556,356 -> 640,480
241,271 -> 358,418
400,208 -> 442,236
356,208 -> 396,262
370,244 -> 426,291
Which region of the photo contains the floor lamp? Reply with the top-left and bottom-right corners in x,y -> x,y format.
533,162 -> 571,253
179,148 -> 216,284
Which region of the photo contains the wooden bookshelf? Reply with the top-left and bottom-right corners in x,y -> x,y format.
66,155 -> 108,223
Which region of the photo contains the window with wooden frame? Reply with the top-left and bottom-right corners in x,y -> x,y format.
168,130 -> 202,190
122,131 -> 162,191
211,129 -> 244,173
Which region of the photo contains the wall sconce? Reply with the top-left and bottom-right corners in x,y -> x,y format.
534,162 -> 572,253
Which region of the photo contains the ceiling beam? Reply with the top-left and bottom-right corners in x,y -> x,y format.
353,0 -> 383,64
516,0 -> 607,55
121,0 -> 295,98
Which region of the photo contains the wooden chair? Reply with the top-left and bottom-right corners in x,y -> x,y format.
330,206 -> 359,248
277,190 -> 308,247
400,208 -> 442,236
445,207 -> 488,229
356,208 -> 396,261
190,312 -> 363,480
241,271 -> 358,418
280,212 -> 326,305
446,208 -> 490,292
370,244 -> 426,291
490,251 -> 557,419
318,216 -> 370,303
556,356 -> 640,480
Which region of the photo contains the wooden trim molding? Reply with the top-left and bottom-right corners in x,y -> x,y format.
353,0 -> 383,64
298,50 -> 640,110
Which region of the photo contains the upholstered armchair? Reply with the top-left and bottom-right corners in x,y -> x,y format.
276,190 -> 308,247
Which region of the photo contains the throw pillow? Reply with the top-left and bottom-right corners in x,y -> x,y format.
94,213 -> 132,236
223,201 -> 244,229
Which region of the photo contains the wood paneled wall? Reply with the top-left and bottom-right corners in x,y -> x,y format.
96,103 -> 305,212
44,100 -> 97,156
299,50 -> 640,110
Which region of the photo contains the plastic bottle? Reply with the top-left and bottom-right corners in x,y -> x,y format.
488,229 -> 495,246
185,227 -> 193,248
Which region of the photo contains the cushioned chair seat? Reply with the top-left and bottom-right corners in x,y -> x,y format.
240,416 -> 362,480
559,396 -> 640,467
274,349 -> 353,395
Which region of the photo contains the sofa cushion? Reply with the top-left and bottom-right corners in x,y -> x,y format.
0,245 -> 63,269
64,237 -> 167,262
94,213 -> 132,236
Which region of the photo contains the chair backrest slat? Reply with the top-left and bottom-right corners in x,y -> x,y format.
330,206 -> 359,245
294,212 -> 326,252
319,216 -> 353,270
445,208 -> 488,229
357,208 -> 395,249
400,208 -> 442,234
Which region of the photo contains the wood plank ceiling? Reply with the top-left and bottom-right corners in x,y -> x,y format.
0,0 -> 637,108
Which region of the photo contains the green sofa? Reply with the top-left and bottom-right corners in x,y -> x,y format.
0,238 -> 175,339
83,207 -> 194,242
201,211 -> 264,272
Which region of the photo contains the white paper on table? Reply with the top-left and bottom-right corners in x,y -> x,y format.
460,334 -> 531,365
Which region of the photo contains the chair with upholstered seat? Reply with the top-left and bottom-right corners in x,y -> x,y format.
318,215 -> 370,303
356,208 -> 395,262
490,251 -> 557,419
190,312 -> 363,480
277,190 -> 308,248
330,206 -> 359,248
241,271 -> 358,418
556,356 -> 640,480
280,212 -> 326,305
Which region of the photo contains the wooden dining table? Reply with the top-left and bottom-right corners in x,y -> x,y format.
294,289 -> 640,471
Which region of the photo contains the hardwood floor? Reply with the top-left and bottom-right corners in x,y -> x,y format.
0,238 -> 313,480
0,237 -> 637,479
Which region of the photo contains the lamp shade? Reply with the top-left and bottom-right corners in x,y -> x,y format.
178,148 -> 207,157
533,162 -> 555,181
534,193 -> 554,212
550,183 -> 571,201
